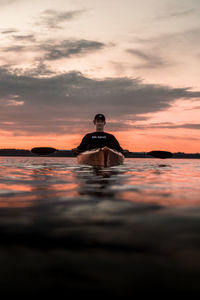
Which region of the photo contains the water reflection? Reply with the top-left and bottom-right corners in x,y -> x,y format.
0,157 -> 200,296
0,158 -> 78,207
0,157 -> 200,208
30,164 -> 78,201
75,166 -> 126,199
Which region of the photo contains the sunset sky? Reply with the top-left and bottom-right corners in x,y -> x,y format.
0,0 -> 200,152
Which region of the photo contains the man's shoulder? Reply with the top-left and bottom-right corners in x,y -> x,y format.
97,131 -> 113,136
85,132 -> 96,136
84,131 -> 114,137
104,132 -> 115,138
87,131 -> 111,135
81,132 -> 91,139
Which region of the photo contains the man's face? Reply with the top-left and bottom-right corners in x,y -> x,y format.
94,119 -> 106,131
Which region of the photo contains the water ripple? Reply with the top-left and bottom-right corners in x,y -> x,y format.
0,157 -> 199,208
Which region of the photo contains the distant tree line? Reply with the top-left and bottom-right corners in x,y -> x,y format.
0,149 -> 33,156
125,152 -> 200,158
171,152 -> 200,159
0,149 -> 199,158
0,149 -> 75,157
126,151 -> 200,158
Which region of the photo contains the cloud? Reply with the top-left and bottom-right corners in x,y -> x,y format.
0,0 -> 23,5
161,28 -> 199,46
22,61 -> 56,77
158,123 -> 200,130
42,39 -> 105,60
37,9 -> 85,29
131,122 -> 200,130
3,45 -> 26,52
1,31 -> 36,54
102,122 -> 200,132
11,34 -> 36,42
157,8 -> 196,19
127,49 -> 168,69
1,35 -> 104,63
129,27 -> 200,70
134,28 -> 200,53
0,67 -> 200,135
1,28 -> 19,34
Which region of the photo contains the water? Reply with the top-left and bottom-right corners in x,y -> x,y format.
0,156 -> 200,295
1,157 -> 200,206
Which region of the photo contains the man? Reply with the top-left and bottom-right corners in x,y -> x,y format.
73,114 -> 125,154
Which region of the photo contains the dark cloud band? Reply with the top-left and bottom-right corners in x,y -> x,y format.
0,67 -> 200,134
37,9 -> 85,29
42,39 -> 105,60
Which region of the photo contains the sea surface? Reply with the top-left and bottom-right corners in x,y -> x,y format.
0,156 -> 200,295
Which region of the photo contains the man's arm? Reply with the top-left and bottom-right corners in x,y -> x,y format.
109,135 -> 124,153
72,134 -> 89,155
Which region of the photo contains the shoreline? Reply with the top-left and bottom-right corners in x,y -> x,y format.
0,154 -> 200,159
0,149 -> 200,159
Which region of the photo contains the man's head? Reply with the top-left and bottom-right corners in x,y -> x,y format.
93,114 -> 106,131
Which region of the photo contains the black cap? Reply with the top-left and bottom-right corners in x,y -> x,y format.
94,114 -> 105,122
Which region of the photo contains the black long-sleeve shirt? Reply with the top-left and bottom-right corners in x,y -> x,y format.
77,131 -> 124,153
